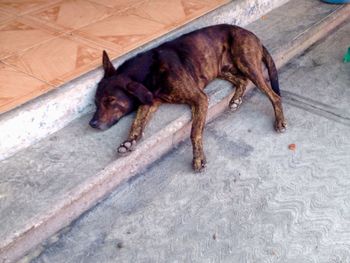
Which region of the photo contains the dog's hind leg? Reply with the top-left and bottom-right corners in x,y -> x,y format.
189,91 -> 209,172
220,72 -> 248,111
118,100 -> 161,154
236,58 -> 286,133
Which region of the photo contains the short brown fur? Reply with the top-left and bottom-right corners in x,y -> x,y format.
90,24 -> 286,172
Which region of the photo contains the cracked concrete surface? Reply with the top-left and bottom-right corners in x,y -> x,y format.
27,21 -> 350,263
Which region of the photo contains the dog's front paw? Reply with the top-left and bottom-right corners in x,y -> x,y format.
229,97 -> 242,111
118,140 -> 137,154
192,157 -> 207,173
275,120 -> 287,133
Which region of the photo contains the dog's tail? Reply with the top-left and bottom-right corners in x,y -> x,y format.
262,45 -> 280,96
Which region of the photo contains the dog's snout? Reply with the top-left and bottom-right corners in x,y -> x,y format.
89,119 -> 99,128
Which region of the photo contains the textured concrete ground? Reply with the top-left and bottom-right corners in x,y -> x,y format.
3,2 -> 344,261
26,21 -> 350,262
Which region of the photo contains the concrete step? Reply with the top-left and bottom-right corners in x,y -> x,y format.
0,0 -> 289,162
1,0 -> 350,262
27,21 -> 350,262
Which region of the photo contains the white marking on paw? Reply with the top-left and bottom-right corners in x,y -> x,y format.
124,141 -> 131,148
229,97 -> 242,111
234,98 -> 242,104
118,147 -> 127,153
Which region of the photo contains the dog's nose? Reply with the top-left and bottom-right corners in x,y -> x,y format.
89,119 -> 99,128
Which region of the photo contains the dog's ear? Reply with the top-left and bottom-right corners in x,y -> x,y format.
102,50 -> 116,78
126,82 -> 154,105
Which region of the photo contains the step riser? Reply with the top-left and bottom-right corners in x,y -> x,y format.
275,4 -> 350,69
2,3 -> 350,262
0,0 -> 289,162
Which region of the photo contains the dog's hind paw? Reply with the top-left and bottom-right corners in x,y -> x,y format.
118,140 -> 137,154
229,98 -> 242,111
193,157 -> 207,173
275,120 -> 287,133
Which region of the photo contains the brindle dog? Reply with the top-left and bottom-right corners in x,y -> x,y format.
90,24 -> 286,172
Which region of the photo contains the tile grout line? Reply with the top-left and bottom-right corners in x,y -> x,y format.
0,0 -> 151,60
48,0 -> 153,36
0,0 -> 230,114
0,60 -> 54,87
0,62 -> 56,114
0,0 -> 61,17
1,33 -> 113,88
0,17 -> 63,61
74,0 -> 231,60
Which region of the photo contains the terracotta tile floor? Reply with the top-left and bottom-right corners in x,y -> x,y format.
0,0 -> 229,114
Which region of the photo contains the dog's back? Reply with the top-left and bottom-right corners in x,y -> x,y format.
115,24 -> 266,91
154,25 -> 234,88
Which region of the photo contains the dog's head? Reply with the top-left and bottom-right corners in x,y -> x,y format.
90,51 -> 153,130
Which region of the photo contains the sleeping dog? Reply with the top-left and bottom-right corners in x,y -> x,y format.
89,24 -> 286,172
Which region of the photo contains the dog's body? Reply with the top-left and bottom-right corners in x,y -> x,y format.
90,24 -> 286,172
